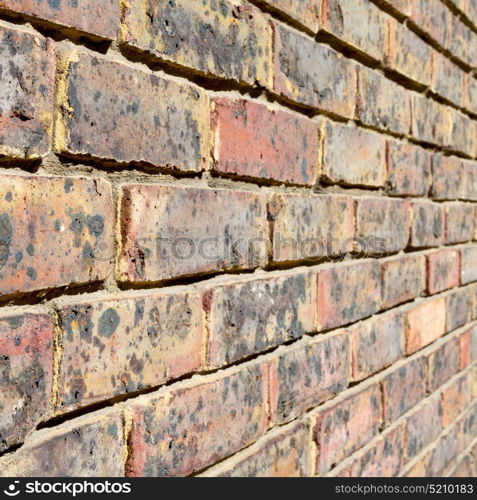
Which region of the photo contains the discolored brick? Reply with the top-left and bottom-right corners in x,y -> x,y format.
427,336 -> 460,392
461,245 -> 477,284
261,0 -> 320,32
446,288 -> 471,332
432,52 -> 466,107
409,0 -> 450,48
426,249 -> 460,295
411,94 -> 452,147
431,155 -> 464,201
445,203 -> 475,244
441,374 -> 471,427
409,201 -> 444,248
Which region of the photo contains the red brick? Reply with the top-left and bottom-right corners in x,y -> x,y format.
386,140 -> 431,197
56,50 -> 209,172
432,52 -> 466,107
351,310 -> 404,382
441,373 -> 471,427
120,0 -> 272,86
381,254 -> 426,309
0,410 -> 124,477
0,25 -> 55,159
0,310 -> 53,451
269,332 -> 350,424
274,23 -> 356,118
0,174 -> 113,297
411,95 -> 453,147
410,0 -> 450,48
405,394 -> 443,460
404,297 -> 446,354
118,185 -> 268,283
202,421 -> 312,477
268,193 -> 354,263
317,260 -> 382,330
126,364 -> 269,477
409,201 -> 444,248
426,249 -> 460,295
449,109 -> 477,157
313,385 -> 382,474
446,288 -> 471,332
460,246 -> 477,284
211,98 -> 319,185
381,356 -> 427,425
427,336 -> 461,392
0,0 -> 119,40
261,0 -> 320,32
322,122 -> 386,187
356,64 -> 411,136
445,203 -> 475,244
459,328 -> 471,368
56,290 -> 203,414
431,155 -> 464,201
204,271 -> 315,368
357,197 -> 410,253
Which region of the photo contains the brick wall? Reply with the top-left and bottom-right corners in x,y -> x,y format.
0,0 -> 476,477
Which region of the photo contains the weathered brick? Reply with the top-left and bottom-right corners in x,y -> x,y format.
386,140 -> 431,197
441,373 -> 471,426
464,73 -> 477,115
409,0 -> 450,48
268,193 -> 354,263
202,421 -> 312,477
457,401 -> 477,450
320,0 -> 388,61
445,203 -> 474,244
317,260 -> 382,330
203,271 -> 315,368
57,50 -> 209,171
446,288 -> 471,332
381,254 -> 425,309
404,297 -> 446,354
0,0 -> 119,40
0,25 -> 55,159
56,290 -> 203,414
126,364 -> 269,476
0,310 -> 53,451
460,246 -> 477,284
431,155 -> 464,200
211,98 -> 319,185
409,201 -> 444,248
313,385 -> 382,474
459,328 -> 472,368
0,410 -> 124,477
120,0 -> 272,86
462,160 -> 477,201
427,336 -> 460,392
322,122 -> 386,187
356,197 -> 410,253
447,13 -> 475,68
0,174 -> 113,297
269,332 -> 350,424
261,0 -> 319,32
405,394 -> 443,460
426,249 -> 460,295
432,52 -> 466,107
118,185 -> 268,283
411,94 -> 452,146
449,109 -> 477,157
381,356 -> 427,425
356,65 -> 411,136
274,23 -> 356,117
350,310 -> 404,382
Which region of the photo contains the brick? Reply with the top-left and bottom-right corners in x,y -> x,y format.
431,155 -> 464,200
447,13 -> 475,68
356,65 -> 411,136
313,385 -> 382,474
404,297 -> 446,354
261,0 -> 320,32
0,25 -> 55,159
464,73 -> 477,115
270,332 -> 350,424
320,0 -> 388,61
202,422 -> 312,477
322,122 -> 386,187
446,288 -> 471,332
268,193 -> 354,263
0,410 -> 124,477
0,175 -> 113,297
56,290 -> 203,414
126,364 -> 269,477
428,336 -> 461,392
432,52 -> 466,107
409,201 -> 444,248
441,374 -> 471,426
118,185 -> 268,283
461,246 -> 477,284
426,249 -> 460,295
445,203 -> 474,244
409,0 -> 450,48
121,0 -> 271,86
386,20 -> 432,86
386,140 -> 431,197
356,197 -> 410,253
411,94 -> 452,146
0,310 -> 53,451
317,260 -> 382,330
274,23 -> 356,117
457,401 -> 477,450
204,271 -> 315,368
405,395 -> 442,460
57,50 -> 209,172
462,160 -> 477,201
449,455 -> 474,477
211,98 -> 319,185
381,254 -> 425,309
0,0 -> 119,40
449,108 -> 477,157
459,328 -> 471,368
351,310 -> 404,382
381,356 -> 427,424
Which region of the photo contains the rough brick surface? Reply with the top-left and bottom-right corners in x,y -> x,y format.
428,337 -> 460,392
409,201 -> 444,248
426,249 -> 460,295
